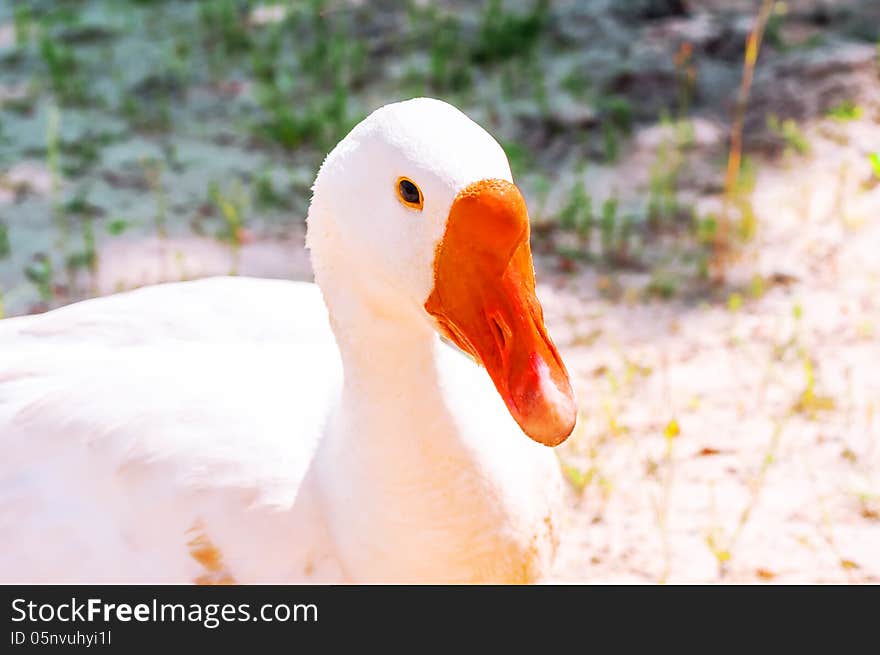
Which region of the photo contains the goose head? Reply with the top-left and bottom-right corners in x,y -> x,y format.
307,97 -> 576,447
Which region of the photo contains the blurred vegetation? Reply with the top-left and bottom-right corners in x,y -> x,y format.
0,0 -> 878,313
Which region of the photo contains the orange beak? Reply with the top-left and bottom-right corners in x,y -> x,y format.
425,179 -> 576,446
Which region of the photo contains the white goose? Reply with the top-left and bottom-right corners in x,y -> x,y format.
0,98 -> 576,584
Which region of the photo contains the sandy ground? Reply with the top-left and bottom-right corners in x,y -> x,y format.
547,114 -> 880,582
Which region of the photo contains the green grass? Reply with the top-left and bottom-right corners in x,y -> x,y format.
556,181 -> 642,268
646,120 -> 684,230
66,216 -> 97,277
45,104 -> 65,245
792,353 -> 836,419
869,153 -> 880,179
252,170 -> 289,211
471,0 -> 549,65
559,179 -> 594,239
427,12 -> 473,93
767,115 -> 810,156
199,0 -> 251,56
24,254 -> 54,303
39,32 -> 88,105
561,65 -> 592,99
0,223 -> 10,259
826,100 -> 863,122
60,132 -> 118,177
106,218 -> 132,236
143,158 -> 168,240
14,5 -> 33,47
644,270 -> 678,299
599,196 -> 618,260
597,95 -> 633,163
208,180 -> 248,247
62,190 -> 103,217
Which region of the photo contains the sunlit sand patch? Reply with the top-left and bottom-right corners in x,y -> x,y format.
93,232 -> 312,296
248,4 -> 288,26
0,82 -> 30,106
0,161 -> 54,200
0,22 -> 14,49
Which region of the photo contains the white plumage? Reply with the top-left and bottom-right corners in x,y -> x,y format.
0,99 -> 572,583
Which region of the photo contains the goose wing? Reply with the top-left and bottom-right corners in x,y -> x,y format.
0,277 -> 344,582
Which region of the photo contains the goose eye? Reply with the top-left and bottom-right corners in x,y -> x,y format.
397,177 -> 424,210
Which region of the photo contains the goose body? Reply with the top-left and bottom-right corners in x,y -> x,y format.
0,99 -> 575,583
